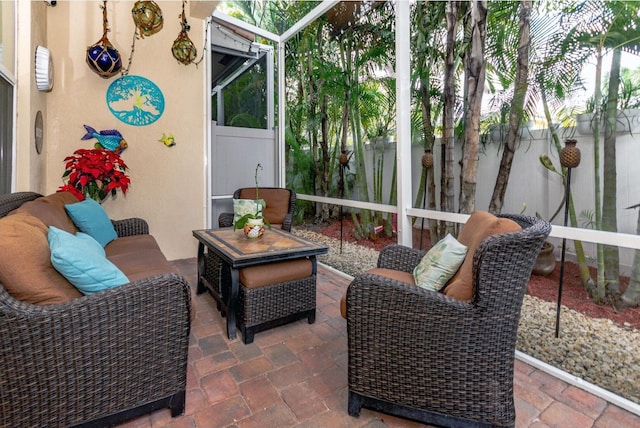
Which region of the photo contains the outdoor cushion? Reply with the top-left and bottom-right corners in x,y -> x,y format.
340,267 -> 415,319
11,191 -> 79,234
442,210 -> 522,301
413,233 -> 467,291
65,198 -> 118,246
0,212 -> 82,304
238,188 -> 290,225
239,258 -> 312,289
48,226 -> 129,295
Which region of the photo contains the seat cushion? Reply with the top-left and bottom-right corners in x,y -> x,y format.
238,188 -> 291,225
239,258 -> 312,289
341,268 -> 416,319
11,191 -> 79,234
0,212 -> 82,304
105,235 -> 175,281
442,211 -> 522,301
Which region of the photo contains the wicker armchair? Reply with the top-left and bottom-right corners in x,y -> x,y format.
202,187 -> 296,316
217,187 -> 296,232
346,214 -> 551,428
0,192 -> 191,428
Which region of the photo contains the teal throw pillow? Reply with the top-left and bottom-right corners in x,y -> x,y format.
65,198 -> 117,247
233,198 -> 266,224
48,226 -> 129,295
413,233 -> 468,291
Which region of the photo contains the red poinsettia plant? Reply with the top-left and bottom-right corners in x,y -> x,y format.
58,148 -> 130,202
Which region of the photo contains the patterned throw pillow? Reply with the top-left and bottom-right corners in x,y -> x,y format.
413,233 -> 468,291
232,198 -> 266,224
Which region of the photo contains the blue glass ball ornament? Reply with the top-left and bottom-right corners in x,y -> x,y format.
86,40 -> 122,79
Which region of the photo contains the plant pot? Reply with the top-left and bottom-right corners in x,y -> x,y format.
243,218 -> 265,240
532,241 -> 556,276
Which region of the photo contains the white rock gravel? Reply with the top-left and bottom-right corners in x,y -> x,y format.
294,228 -> 640,405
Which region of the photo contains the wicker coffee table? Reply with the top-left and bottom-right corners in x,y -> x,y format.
193,228 -> 328,341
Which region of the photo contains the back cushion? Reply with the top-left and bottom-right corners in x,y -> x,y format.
442,211 -> 521,301
0,212 -> 82,304
238,188 -> 290,224
11,191 -> 79,234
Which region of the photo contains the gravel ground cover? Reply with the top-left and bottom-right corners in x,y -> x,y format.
293,228 -> 640,405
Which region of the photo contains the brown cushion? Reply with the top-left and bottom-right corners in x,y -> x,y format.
105,235 -> 163,258
239,258 -> 312,289
340,268 -> 416,319
11,192 -> 79,234
105,235 -> 175,280
0,212 -> 82,304
238,188 -> 291,225
441,211 -> 522,301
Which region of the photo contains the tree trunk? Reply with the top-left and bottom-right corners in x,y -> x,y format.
488,0 -> 531,215
319,94 -> 330,221
459,0 -> 487,214
593,47 -> 606,303
602,47 -> 621,295
443,0 -> 460,219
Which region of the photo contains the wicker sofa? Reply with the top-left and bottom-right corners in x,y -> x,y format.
0,192 -> 191,428
346,213 -> 551,427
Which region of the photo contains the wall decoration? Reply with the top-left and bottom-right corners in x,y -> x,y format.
86,0 -> 122,79
106,75 -> 165,126
132,1 -> 164,38
82,125 -> 128,155
159,133 -> 176,147
34,46 -> 53,91
34,111 -> 44,154
172,1 -> 198,65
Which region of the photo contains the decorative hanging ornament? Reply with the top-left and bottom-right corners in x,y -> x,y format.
421,149 -> 434,169
172,1 -> 197,65
132,0 -> 163,38
560,139 -> 581,169
86,1 -> 122,79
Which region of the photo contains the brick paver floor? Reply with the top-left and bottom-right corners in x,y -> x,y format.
115,258 -> 640,428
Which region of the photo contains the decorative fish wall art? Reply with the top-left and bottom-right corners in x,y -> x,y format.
82,125 -> 128,154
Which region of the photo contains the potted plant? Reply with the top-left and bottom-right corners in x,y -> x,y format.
57,148 -> 130,203
234,163 -> 271,239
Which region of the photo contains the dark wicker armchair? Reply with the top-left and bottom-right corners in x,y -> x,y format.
217,187 -> 296,232
202,187 -> 296,316
0,192 -> 191,428
346,214 -> 551,428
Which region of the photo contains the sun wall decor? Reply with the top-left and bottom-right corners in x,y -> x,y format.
106,75 -> 165,126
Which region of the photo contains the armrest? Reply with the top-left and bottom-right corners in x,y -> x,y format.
218,212 -> 234,228
0,274 -> 191,426
282,213 -> 293,232
377,244 -> 427,273
112,217 -> 149,237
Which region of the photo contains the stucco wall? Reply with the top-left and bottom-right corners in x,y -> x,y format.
15,1 -> 48,194
33,1 -> 208,260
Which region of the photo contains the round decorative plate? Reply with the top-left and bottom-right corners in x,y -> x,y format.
106,75 -> 165,126
34,111 -> 44,154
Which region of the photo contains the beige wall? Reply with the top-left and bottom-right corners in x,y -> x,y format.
16,1 -> 208,260
15,1 -> 48,193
